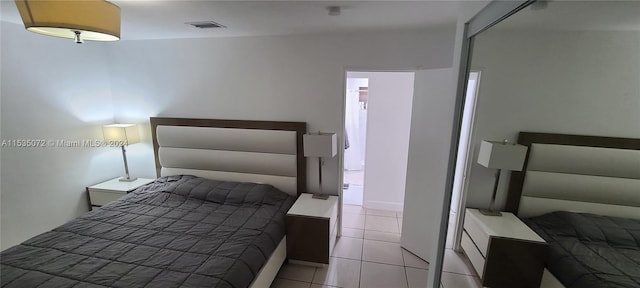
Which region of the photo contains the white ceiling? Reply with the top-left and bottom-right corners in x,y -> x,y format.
496,1 -> 640,31
0,1 -> 461,40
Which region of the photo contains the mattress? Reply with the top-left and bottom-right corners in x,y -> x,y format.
1,175 -> 295,288
524,211 -> 640,288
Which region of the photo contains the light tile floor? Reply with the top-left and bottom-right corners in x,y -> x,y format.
272,206 -> 482,288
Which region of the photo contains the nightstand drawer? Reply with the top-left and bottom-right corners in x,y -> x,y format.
88,189 -> 126,206
286,193 -> 339,265
329,205 -> 338,255
287,215 -> 331,264
464,214 -> 489,257
461,230 -> 485,277
463,208 -> 548,288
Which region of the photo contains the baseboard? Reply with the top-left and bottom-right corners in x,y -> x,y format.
364,200 -> 404,212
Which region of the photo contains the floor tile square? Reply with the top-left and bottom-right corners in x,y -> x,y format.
406,267 -> 429,288
343,205 -> 365,215
312,257 -> 361,288
365,215 -> 399,233
362,239 -> 404,266
402,249 -> 429,269
343,213 -> 366,230
440,272 -> 481,288
443,249 -> 474,275
363,230 -> 400,243
332,237 -> 363,260
366,208 -> 397,217
341,228 -> 364,239
276,262 -> 316,282
360,261 -> 408,288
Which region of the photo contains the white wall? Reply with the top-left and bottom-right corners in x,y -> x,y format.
0,22 -> 122,250
465,30 -> 640,209
348,72 -> 415,211
106,27 -> 457,195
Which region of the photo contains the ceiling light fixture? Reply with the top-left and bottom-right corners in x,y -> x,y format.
327,6 -> 341,16
15,0 -> 121,44
185,21 -> 227,29
530,0 -> 549,10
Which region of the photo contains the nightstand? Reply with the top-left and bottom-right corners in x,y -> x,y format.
286,193 -> 339,265
87,177 -> 155,209
461,208 -> 548,288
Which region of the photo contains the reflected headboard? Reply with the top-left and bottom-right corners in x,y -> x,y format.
505,132 -> 640,219
150,117 -> 306,196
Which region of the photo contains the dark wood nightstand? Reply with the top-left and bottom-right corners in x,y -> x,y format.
286,193 -> 339,265
461,208 -> 548,288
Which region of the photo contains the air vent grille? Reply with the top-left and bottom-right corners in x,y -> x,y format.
186,21 -> 226,29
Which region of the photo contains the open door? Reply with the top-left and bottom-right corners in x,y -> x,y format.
401,68 -> 455,263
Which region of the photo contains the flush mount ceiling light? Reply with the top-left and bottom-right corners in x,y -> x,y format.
15,0 -> 121,43
326,6 -> 341,16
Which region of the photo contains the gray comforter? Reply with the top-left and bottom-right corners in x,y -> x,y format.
1,175 -> 295,288
524,211 -> 640,288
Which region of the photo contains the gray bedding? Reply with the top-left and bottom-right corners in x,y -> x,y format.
524,211 -> 640,288
1,175 -> 295,288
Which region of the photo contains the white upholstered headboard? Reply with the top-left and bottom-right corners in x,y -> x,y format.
505,133 -> 640,219
150,118 -> 306,196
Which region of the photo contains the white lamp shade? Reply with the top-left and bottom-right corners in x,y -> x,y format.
477,140 -> 528,171
15,0 -> 121,41
303,133 -> 337,158
103,124 -> 140,145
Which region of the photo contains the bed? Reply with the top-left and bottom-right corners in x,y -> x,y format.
504,132 -> 640,288
1,117 -> 307,288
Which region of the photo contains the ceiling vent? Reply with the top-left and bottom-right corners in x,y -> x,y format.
185,21 -> 226,29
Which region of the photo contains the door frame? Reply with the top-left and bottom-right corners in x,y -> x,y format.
338,67 -> 419,238
451,70 -> 482,251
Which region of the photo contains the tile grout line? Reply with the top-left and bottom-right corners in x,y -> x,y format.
358,211 -> 368,288
401,240 -> 410,288
341,234 -> 401,244
332,254 -> 408,268
310,265 -> 318,287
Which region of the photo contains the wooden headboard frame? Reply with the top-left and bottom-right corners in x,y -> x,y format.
150,117 -> 307,196
505,132 -> 640,214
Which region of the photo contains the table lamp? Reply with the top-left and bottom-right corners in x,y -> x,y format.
103,124 -> 140,182
477,139 -> 528,216
303,133 -> 337,200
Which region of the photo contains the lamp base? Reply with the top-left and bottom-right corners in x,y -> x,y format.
312,194 -> 330,200
119,177 -> 138,182
479,209 -> 502,216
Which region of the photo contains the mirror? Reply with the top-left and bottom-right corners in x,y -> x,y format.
450,1 -> 640,288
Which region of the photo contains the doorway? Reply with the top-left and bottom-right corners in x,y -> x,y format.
342,71 -> 415,212
343,77 -> 368,206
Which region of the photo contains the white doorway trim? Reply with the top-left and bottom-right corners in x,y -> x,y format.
338,67 -> 418,238
451,71 -> 482,251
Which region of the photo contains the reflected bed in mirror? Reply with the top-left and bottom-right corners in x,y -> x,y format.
457,1 -> 640,288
